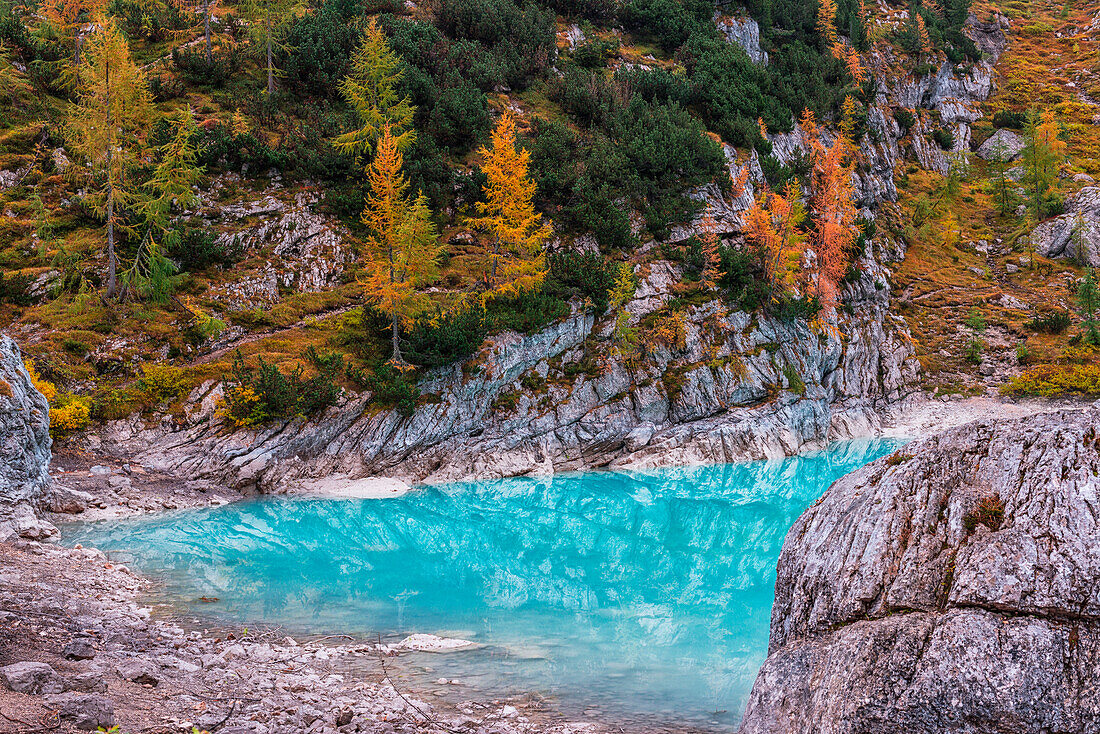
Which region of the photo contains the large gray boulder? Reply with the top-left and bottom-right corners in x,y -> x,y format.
0,335 -> 51,512
0,661 -> 63,694
739,406 -> 1100,733
43,692 -> 115,730
976,128 -> 1025,160
1031,187 -> 1100,266
716,13 -> 768,65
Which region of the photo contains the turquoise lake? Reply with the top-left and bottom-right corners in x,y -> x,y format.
62,438 -> 901,729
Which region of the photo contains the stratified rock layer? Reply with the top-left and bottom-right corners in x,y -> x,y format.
0,335 -> 51,507
90,245 -> 917,487
739,407 -> 1100,734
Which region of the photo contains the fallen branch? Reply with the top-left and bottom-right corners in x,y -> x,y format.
373,633 -> 461,734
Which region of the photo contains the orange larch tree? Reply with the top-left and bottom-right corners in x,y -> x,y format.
468,111 -> 551,300
817,0 -> 838,46
360,125 -> 444,368
697,213 -> 722,290
809,138 -> 860,310
743,107 -> 861,313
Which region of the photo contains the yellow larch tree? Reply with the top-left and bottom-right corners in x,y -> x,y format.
469,111 -> 551,299
41,0 -> 108,63
334,18 -> 417,159
65,16 -> 153,299
744,181 -> 808,294
1022,107 -> 1067,219
238,0 -> 305,96
360,126 -> 444,368
817,0 -> 838,46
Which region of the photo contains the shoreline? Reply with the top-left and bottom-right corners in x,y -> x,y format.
49,393 -> 1091,525
12,394 -> 1090,733
0,539 -> 657,734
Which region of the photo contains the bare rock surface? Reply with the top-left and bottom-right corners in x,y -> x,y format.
0,335 -> 51,509
0,334 -> 53,541
715,13 -> 768,65
976,127 -> 1025,160
738,407 -> 1100,733
0,539 -> 665,734
1031,186 -> 1100,266
86,246 -> 919,488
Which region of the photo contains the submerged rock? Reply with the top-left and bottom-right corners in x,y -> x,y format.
739,406 -> 1100,733
384,634 -> 477,653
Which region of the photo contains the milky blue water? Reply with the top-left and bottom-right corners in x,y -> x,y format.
62,439 -> 900,729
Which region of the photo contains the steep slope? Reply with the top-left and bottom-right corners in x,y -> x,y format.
90,245 -> 915,486
77,12 -> 1010,486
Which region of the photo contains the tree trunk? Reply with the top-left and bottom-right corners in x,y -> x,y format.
391,314 -> 402,365
106,174 -> 116,298
105,56 -> 116,299
204,0 -> 212,63
388,248 -> 403,365
488,239 -> 499,285
265,15 -> 274,96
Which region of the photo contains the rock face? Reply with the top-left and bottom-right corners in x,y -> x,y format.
81,14 -> 1008,491
739,407 -> 1100,734
1031,186 -> 1100,266
0,335 -> 51,511
91,241 -> 918,487
716,13 -> 768,65
204,191 -> 353,309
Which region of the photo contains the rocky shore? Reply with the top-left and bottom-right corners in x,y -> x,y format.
0,538 -> 619,734
0,337 -> 615,734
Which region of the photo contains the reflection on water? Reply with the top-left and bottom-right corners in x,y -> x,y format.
63,439 -> 901,729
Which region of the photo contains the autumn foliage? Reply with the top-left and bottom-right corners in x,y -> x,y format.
742,109 -> 861,313
65,16 -> 153,298
469,111 -> 551,300
360,126 -> 444,367
334,19 -> 417,158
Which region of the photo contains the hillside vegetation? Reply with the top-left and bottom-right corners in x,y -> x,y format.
0,0 -> 1096,440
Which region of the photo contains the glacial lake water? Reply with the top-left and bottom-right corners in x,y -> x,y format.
62,438 -> 901,730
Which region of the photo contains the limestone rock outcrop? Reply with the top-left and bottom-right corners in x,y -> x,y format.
739,406 -> 1100,734
0,336 -> 51,506
1031,186 -> 1100,266
976,128 -> 1025,161
89,240 -> 918,488
0,334 -> 55,541
716,14 -> 768,65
